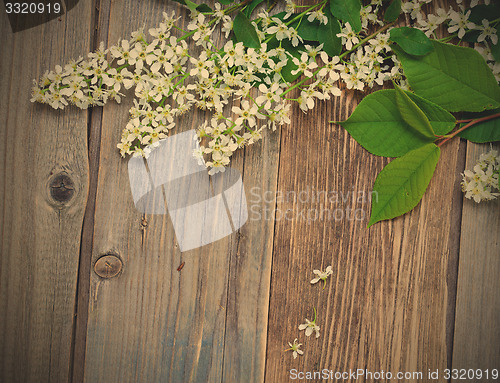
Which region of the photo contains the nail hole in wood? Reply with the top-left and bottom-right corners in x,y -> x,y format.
94,254 -> 122,279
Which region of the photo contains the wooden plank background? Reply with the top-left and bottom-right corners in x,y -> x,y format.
0,0 -> 93,381
0,0 -> 498,382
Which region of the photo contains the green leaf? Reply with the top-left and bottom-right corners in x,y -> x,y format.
297,18 -> 321,41
389,27 -> 434,56
266,11 -> 300,30
368,143 -> 441,227
468,4 -> 500,24
394,41 -> 500,112
243,0 -> 266,18
384,0 -> 401,22
217,0 -> 234,4
340,90 -> 434,157
317,9 -> 342,56
330,0 -> 362,33
458,108 -> 500,143
196,3 -> 212,12
184,0 -> 199,12
491,42 -> 500,62
404,91 -> 456,135
462,29 -> 480,43
233,11 -> 261,48
394,84 -> 435,138
280,39 -> 302,82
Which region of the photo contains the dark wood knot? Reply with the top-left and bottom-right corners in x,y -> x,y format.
94,255 -> 122,279
49,173 -> 75,203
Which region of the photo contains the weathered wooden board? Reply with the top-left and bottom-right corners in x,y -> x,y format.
452,142 -> 500,381
81,1 -> 279,382
264,0 -> 465,378
264,84 -> 464,383
0,1 -> 92,381
3,0 -> 499,381
221,120 -> 281,383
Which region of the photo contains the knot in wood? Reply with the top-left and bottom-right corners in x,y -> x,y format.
49,173 -> 75,203
94,255 -> 122,279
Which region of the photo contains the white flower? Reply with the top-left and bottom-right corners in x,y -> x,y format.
417,13 -> 444,37
298,308 -> 320,338
304,44 -> 323,59
461,149 -> 499,203
222,41 -> 245,67
360,6 -> 379,29
47,88 -> 68,109
190,51 -> 213,79
110,39 -> 132,65
148,47 -> 175,74
285,339 -> 304,359
207,160 -> 227,175
284,0 -> 297,19
310,265 -> 333,288
162,11 -> 180,30
448,9 -> 475,39
434,7 -> 450,24
318,52 -> 343,81
149,24 -> 170,46
87,42 -> 108,63
221,16 -> 233,38
232,100 -> 259,127
288,27 -> 303,47
242,126 -> 264,144
60,75 -> 86,97
490,62 -> 500,81
291,52 -> 318,77
336,23 -> 359,50
369,32 -> 391,53
341,65 -> 364,90
401,0 -> 426,20
212,3 -> 225,20
129,43 -> 148,70
317,77 -> 342,99
266,18 -> 290,41
256,82 -> 282,110
474,44 -> 494,62
307,10 -> 328,25
47,64 -> 66,84
470,0 -> 491,7
477,19 -> 498,45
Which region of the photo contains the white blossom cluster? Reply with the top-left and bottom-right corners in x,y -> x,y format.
31,0 -> 498,173
461,149 -> 499,203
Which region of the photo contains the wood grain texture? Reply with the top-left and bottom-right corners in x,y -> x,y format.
220,1 -> 284,380
452,142 -> 500,380
0,1 -> 92,381
264,85 -> 462,383
3,0 -> 499,381
81,1 -> 279,381
72,0 -> 112,381
221,120 -> 281,383
264,1 -> 462,378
